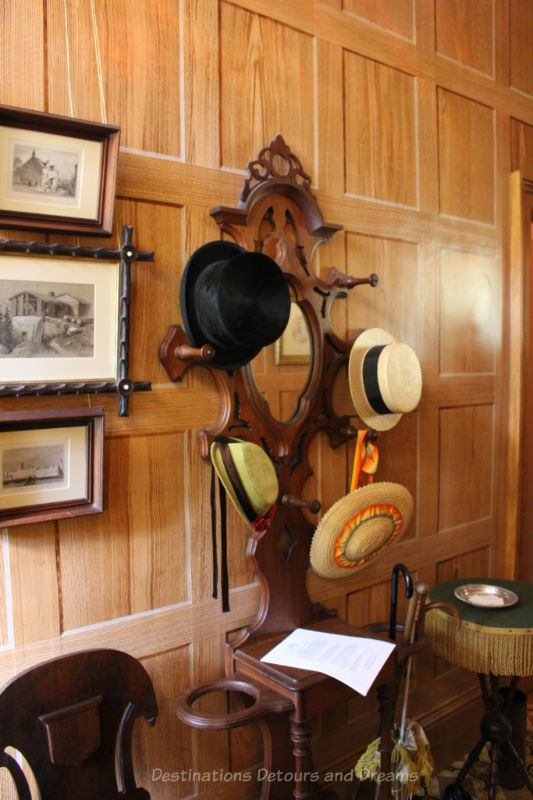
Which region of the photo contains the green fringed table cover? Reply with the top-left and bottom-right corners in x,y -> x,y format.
426,578 -> 533,676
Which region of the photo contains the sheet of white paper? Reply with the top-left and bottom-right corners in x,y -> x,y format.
261,628 -> 396,696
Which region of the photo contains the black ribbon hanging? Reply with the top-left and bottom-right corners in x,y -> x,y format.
210,463 -> 230,613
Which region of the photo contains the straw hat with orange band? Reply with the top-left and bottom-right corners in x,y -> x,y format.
309,430 -> 414,578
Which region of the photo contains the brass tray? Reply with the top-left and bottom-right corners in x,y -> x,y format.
454,583 -> 519,608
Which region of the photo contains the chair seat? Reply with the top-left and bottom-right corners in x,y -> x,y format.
231,618 -> 399,714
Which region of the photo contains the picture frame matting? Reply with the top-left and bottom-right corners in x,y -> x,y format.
0,406 -> 104,527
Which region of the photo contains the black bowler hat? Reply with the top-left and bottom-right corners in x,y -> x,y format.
180,241 -> 291,371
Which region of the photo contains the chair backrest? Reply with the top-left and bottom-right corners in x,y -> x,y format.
0,649 -> 157,800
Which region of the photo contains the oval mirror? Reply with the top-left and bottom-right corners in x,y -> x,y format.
250,298 -> 313,423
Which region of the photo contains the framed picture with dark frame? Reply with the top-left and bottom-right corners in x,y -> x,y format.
274,302 -> 311,365
0,225 -> 154,416
0,406 -> 104,527
0,104 -> 120,236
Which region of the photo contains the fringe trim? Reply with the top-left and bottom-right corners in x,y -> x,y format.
426,609 -> 533,676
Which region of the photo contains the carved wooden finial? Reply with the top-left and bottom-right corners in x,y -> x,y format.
240,134 -> 312,204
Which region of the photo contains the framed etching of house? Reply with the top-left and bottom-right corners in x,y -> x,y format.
0,255 -> 119,385
0,104 -> 120,235
0,226 -> 154,416
0,407 -> 104,527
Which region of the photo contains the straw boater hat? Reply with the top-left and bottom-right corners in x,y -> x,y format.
210,437 -> 279,532
310,482 -> 413,579
180,240 -> 291,371
348,328 -> 422,431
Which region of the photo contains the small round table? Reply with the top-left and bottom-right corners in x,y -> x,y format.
426,578 -> 533,800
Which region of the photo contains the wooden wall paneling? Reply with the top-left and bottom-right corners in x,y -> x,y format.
343,50 -> 418,206
341,0 -> 415,41
491,110 -> 512,576
225,496 -> 257,594
507,172 -> 530,579
116,150 -> 243,210
511,118 -> 533,177
417,404 -> 440,539
46,0 -> 103,120
219,1 -> 316,172
0,535 -> 11,647
494,0 -> 510,87
191,635 -> 231,781
316,228 -> 348,342
133,647 -> 194,799
0,584 -> 260,690
183,0 -> 220,168
347,578 -> 409,629
187,430 -> 216,606
510,0 -> 533,97
435,0 -> 494,77
91,0 -> 181,153
7,522 -> 60,645
222,0 -> 315,38
437,88 -> 495,223
438,404 -> 494,532
417,76 -> 440,214
438,248 -> 498,375
0,0 -> 44,110
345,232 -> 420,346
315,38 -> 344,196
59,435 -> 132,630
113,198 -> 183,386
127,433 -> 188,613
414,0 -> 436,51
228,710 -> 262,779
82,386 -> 219,440
418,241 -> 440,537
436,545 -> 491,582
312,431 -> 350,514
372,412 -> 418,541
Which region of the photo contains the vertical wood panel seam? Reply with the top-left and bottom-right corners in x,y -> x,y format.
217,0 -> 224,170
414,76 -> 421,210
43,0 -> 49,112
61,0 -> 74,117
179,0 -> 186,162
55,523 -> 65,635
185,428 -> 192,603
341,47 -> 347,195
313,36 -> 319,186
90,0 -> 107,124
491,0 -> 496,81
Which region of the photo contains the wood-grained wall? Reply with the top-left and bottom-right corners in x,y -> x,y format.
1,1 -> 533,797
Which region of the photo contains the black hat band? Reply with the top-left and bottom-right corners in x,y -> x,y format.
362,345 -> 392,416
216,439 -> 257,525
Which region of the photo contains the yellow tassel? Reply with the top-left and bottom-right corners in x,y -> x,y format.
354,721 -> 434,794
354,736 -> 381,779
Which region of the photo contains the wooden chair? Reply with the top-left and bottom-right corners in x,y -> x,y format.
0,649 -> 158,799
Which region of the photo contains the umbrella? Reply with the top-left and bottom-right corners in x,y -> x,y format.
354,583 -> 434,799
355,588 -> 462,798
